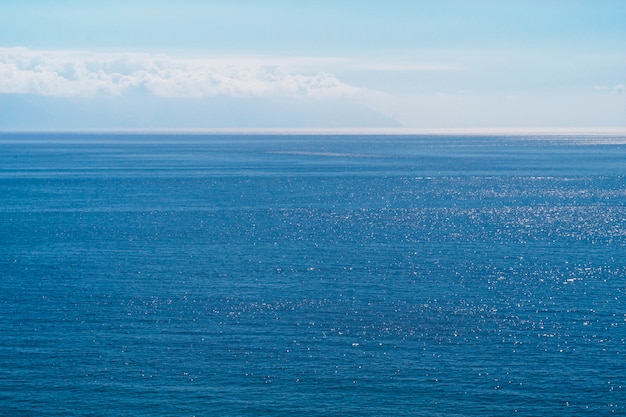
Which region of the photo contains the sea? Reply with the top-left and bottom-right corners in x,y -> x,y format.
1,132 -> 625,416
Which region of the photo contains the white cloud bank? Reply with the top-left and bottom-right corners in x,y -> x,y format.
594,84 -> 625,94
0,48 -> 368,99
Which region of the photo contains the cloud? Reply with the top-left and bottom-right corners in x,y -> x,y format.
0,48 -> 368,99
594,84 -> 625,95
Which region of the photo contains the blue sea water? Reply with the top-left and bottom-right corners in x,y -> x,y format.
0,132 -> 625,416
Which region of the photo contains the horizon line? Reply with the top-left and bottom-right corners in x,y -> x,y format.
1,127 -> 625,136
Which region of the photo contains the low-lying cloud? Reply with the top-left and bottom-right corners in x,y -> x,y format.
0,48 -> 368,99
594,84 -> 625,95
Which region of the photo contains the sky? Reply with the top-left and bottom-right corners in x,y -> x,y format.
1,0 -> 625,129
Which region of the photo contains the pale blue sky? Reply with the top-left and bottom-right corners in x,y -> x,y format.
1,1 -> 624,129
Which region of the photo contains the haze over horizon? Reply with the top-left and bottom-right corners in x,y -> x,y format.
1,1 -> 625,130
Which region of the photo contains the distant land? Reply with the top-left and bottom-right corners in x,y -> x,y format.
0,94 -> 401,130
1,126 -> 625,139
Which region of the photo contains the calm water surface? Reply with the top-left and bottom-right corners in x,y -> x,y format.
1,133 -> 625,416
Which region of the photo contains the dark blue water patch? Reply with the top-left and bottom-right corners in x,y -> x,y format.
1,134 -> 625,416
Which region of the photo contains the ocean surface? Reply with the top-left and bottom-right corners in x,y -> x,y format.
1,132 -> 625,416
